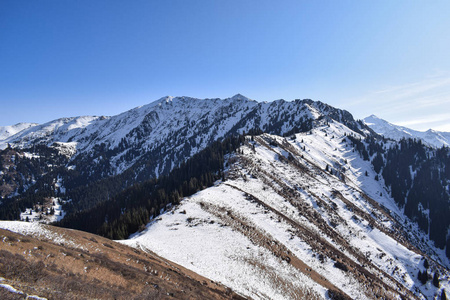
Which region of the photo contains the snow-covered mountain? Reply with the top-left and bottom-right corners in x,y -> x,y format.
0,94 -> 366,191
122,122 -> 449,300
363,114 -> 450,148
0,122 -> 38,140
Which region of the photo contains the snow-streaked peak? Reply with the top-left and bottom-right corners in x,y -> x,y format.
364,115 -> 450,148
0,122 -> 38,141
1,95 -> 363,180
230,93 -> 252,101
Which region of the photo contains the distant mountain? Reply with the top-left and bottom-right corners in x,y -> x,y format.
0,122 -> 38,140
0,95 -> 365,199
363,114 -> 450,148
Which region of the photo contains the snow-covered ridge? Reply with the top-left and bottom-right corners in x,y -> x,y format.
364,114 -> 450,148
0,221 -> 84,250
0,116 -> 103,150
122,121 -> 449,300
0,95 -> 360,181
0,122 -> 38,141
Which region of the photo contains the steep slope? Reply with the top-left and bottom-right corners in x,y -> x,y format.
122,121 -> 450,300
364,115 -> 450,148
0,221 -> 244,300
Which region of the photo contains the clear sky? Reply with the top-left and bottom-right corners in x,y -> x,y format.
1,0 -> 450,131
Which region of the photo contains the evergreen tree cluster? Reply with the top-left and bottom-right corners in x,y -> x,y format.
0,145 -> 70,219
356,137 -> 450,258
57,134 -> 245,239
347,136 -> 370,161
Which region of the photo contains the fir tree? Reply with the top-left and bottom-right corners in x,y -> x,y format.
433,272 -> 440,288
418,270 -> 428,285
424,258 -> 429,269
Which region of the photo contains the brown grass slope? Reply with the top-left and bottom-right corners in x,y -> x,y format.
0,225 -> 245,300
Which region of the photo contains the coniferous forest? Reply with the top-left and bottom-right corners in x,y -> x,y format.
348,135 -> 450,258
57,134 -> 245,239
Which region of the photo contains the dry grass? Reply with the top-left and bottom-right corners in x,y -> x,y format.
0,227 -> 245,300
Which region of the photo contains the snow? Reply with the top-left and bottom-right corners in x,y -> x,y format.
0,282 -> 26,295
0,221 -> 85,251
0,278 -> 47,299
121,120 -> 449,299
121,186 -> 328,300
52,141 -> 78,157
19,197 -> 67,223
0,122 -> 38,142
364,114 -> 450,148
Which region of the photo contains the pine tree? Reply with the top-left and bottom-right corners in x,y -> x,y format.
418,270 -> 428,284
424,258 -> 429,269
433,272 -> 440,288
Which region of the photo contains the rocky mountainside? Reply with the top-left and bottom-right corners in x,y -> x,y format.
1,95 -> 364,181
363,114 -> 450,148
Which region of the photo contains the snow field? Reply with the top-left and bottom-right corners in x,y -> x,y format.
121,187 -> 328,300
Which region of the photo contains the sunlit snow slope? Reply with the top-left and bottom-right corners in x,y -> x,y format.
122,120 -> 450,300
364,115 -> 450,148
0,123 -> 38,141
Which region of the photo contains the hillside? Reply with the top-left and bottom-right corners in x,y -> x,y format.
0,123 -> 38,141
0,221 -> 244,300
121,122 -> 450,300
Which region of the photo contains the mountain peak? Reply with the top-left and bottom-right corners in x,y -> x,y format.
364,115 -> 450,147
158,95 -> 174,103
230,93 -> 251,101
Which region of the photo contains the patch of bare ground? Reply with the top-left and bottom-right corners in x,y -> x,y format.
0,227 -> 246,300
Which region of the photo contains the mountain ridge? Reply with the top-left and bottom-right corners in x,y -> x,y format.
363,114 -> 450,148
121,125 -> 449,299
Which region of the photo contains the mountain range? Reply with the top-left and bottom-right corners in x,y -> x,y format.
0,95 -> 449,299
363,114 -> 450,148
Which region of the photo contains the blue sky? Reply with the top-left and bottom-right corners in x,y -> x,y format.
1,1 -> 450,131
